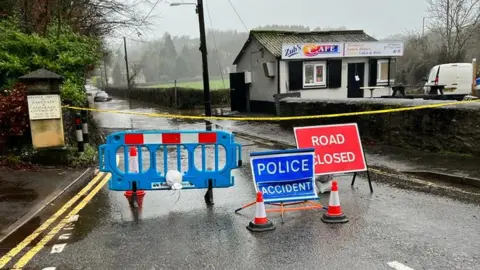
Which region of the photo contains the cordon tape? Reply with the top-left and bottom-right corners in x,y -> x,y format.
62,99 -> 480,121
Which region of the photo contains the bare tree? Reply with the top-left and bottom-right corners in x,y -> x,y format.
62,0 -> 154,37
427,0 -> 480,62
0,0 -> 156,38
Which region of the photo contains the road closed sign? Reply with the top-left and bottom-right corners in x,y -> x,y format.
294,123 -> 367,175
249,148 -> 318,203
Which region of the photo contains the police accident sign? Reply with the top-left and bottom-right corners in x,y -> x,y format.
294,123 -> 367,175
250,148 -> 318,203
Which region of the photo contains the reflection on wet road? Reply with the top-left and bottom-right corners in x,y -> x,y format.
4,98 -> 480,270
91,98 -> 209,131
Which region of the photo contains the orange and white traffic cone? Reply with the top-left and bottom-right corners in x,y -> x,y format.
246,191 -> 275,232
322,180 -> 348,224
128,146 -> 138,173
124,146 -> 145,208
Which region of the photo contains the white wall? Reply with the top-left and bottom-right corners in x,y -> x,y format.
235,41 -> 278,102
279,61 -> 288,94
282,57 -> 392,99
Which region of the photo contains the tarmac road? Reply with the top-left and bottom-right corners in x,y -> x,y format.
1,98 -> 479,270
9,152 -> 480,270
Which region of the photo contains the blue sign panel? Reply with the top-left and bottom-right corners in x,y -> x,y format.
250,148 -> 318,203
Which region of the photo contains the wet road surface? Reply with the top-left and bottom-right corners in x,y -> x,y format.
2,98 -> 480,270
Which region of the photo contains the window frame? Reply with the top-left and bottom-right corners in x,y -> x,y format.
376,59 -> 396,85
302,61 -> 327,88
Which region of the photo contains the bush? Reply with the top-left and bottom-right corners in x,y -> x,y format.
0,83 -> 30,155
0,19 -> 101,101
66,144 -> 97,168
106,87 -> 230,109
61,79 -> 87,107
0,18 -> 103,158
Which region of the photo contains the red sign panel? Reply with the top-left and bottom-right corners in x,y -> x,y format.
294,123 -> 367,175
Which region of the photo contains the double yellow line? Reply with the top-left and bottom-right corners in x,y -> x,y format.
0,172 -> 111,269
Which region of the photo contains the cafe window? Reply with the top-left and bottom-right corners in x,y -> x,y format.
303,62 -> 326,87
377,59 -> 396,85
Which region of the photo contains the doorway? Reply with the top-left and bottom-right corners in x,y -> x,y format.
347,63 -> 365,98
229,72 -> 248,112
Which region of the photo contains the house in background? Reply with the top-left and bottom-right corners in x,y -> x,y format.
230,30 -> 403,113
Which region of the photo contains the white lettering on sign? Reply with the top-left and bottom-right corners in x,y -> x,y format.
27,94 -> 61,120
261,182 -> 312,194
257,158 -> 309,176
311,134 -> 345,146
315,152 -> 356,165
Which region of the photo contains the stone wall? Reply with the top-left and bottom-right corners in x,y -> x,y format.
279,98 -> 480,157
106,87 -> 230,109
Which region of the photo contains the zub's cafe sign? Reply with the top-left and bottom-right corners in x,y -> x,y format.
282,43 -> 344,60
281,42 -> 404,59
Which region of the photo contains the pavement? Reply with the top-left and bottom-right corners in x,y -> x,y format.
1,97 -> 480,269
0,167 -> 94,246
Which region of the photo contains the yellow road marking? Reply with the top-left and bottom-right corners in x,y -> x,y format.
12,174 -> 111,269
0,172 -> 105,269
62,99 -> 480,121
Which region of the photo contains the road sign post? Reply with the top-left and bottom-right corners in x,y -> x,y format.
294,123 -> 373,192
235,148 -> 326,222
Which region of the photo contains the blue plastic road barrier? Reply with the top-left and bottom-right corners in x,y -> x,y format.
98,130 -> 242,191
249,148 -> 318,203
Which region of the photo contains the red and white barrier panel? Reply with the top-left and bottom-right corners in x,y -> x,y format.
124,133 -> 217,145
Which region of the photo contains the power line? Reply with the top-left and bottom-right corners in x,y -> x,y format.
227,0 -> 249,32
109,0 -> 162,53
125,0 -> 164,38
205,0 -> 225,88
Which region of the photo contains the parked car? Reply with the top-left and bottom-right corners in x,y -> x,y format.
422,63 -> 473,95
94,91 -> 112,102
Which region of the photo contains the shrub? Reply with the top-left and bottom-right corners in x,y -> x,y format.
61,79 -> 87,107
0,83 -> 30,155
66,144 -> 97,168
0,19 -> 101,102
0,18 -> 103,158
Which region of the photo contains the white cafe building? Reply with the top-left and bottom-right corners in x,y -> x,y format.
229,30 -> 404,113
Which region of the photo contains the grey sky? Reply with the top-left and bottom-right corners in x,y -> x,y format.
132,0 -> 429,40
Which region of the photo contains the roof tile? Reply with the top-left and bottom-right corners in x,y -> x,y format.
233,30 -> 378,64
253,30 -> 377,57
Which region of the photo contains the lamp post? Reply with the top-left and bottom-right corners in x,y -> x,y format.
171,1 -> 212,131
422,16 -> 432,37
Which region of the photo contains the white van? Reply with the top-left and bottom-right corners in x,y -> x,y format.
423,63 -> 473,95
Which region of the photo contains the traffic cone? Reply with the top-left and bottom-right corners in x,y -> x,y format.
322,180 -> 348,224
128,146 -> 138,173
124,190 -> 134,207
135,190 -> 145,208
124,146 -> 146,208
124,190 -> 146,208
246,192 -> 275,232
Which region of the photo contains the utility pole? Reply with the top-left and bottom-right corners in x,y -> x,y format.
103,55 -> 108,89
123,37 -> 134,129
196,0 -> 212,131
422,17 -> 426,36
123,37 -> 131,92
446,0 -> 450,59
